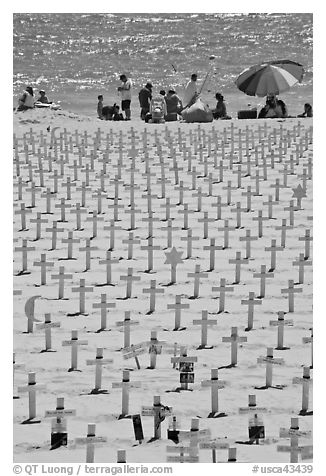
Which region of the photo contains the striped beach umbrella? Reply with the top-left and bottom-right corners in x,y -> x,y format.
235,60 -> 304,97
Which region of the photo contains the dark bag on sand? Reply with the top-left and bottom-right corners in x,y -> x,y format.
182,99 -> 213,123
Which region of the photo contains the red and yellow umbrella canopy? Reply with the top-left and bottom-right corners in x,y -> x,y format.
235,60 -> 304,97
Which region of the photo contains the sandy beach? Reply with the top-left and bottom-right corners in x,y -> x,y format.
13,108 -> 313,464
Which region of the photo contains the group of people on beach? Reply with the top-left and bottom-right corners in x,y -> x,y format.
16,86 -> 53,111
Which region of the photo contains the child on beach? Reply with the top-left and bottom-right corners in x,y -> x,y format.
36,90 -> 51,104
17,86 -> 35,111
298,103 -> 313,117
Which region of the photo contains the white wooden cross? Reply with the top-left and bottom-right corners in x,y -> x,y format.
46,221 -> 64,251
193,310 -> 217,349
142,280 -> 164,314
70,202 -> 87,231
116,311 -> 139,349
218,219 -> 236,249
269,311 -> 293,350
112,370 -> 141,418
199,438 -> 230,463
178,418 -> 211,459
97,250 -> 119,286
51,266 -> 73,299
241,185 -> 255,212
79,238 -> 98,272
239,229 -> 258,260
18,372 -> 46,424
14,239 -> 35,274
36,313 -> 61,352
212,278 -> 234,313
30,212 -> 48,241
178,203 -> 194,230
253,210 -> 269,238
222,326 -> 247,366
277,417 -> 312,463
292,253 -> 312,284
123,343 -> 147,370
188,264 -> 208,299
231,202 -> 247,229
145,330 -> 166,369
198,211 -> 215,239
44,397 -> 76,449
124,203 -> 142,231
120,267 -> 141,299
180,228 -> 199,260
292,366 -> 313,415
264,239 -> 283,272
92,189 -> 107,215
62,330 -> 88,371
239,394 -> 268,415
75,423 -> 107,463
281,279 -> 302,313
70,278 -> 94,315
15,202 -> 32,231
122,232 -> 141,260
141,236 -> 160,272
61,231 -> 80,260
76,181 -> 91,208
141,395 -> 172,440
86,347 -> 113,394
85,210 -> 104,240
263,195 -> 278,219
203,238 -> 223,272
61,176 -> 76,200
253,264 -> 274,298
275,218 -> 293,248
256,347 -> 285,389
229,251 -> 248,284
141,211 -> 160,239
222,180 -> 237,205
167,295 -> 189,331
302,328 -> 313,369
298,229 -> 313,260
201,368 -> 227,417
55,197 -> 71,222
92,293 -> 116,332
241,292 -> 262,331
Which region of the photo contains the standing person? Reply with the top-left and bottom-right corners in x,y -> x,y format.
118,74 -> 132,120
97,95 -> 104,119
17,86 -> 35,111
138,82 -> 153,120
184,73 -> 198,108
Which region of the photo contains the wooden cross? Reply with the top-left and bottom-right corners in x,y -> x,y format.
201,369 -> 227,417
107,197 -> 124,222
92,293 -> 116,332
222,326 -> 247,366
187,264 -> 208,299
124,204 -> 142,231
75,423 -> 107,463
281,279 -> 302,313
253,264 -> 274,298
264,239 -> 283,272
142,280 -> 164,314
141,211 -> 160,239
78,238 -> 98,271
270,178 -> 285,202
141,395 -> 172,441
85,210 -> 104,240
104,220 -> 122,251
30,212 -> 48,241
46,221 -> 64,251
86,348 -> 113,394
14,239 -> 35,274
178,203 -> 194,230
241,186 -> 255,212
70,278 -> 94,315
76,182 -> 92,208
212,278 -> 234,313
25,181 -> 40,208
44,397 -> 76,449
229,251 -> 248,284
292,367 -> 313,415
115,311 -> 139,349
222,180 -> 237,205
122,232 -> 141,261
277,418 -> 312,463
269,311 -> 293,350
178,418 -> 211,459
276,219 -> 293,248
70,203 -> 87,231
199,439 -> 230,463
298,229 -> 313,260
160,219 -> 179,249
203,238 -> 223,272
146,330 -> 166,369
141,236 -> 160,272
302,328 -> 313,369
193,310 -> 217,349
51,266 -> 73,299
92,189 -> 107,214
253,210 -> 269,238
239,229 -> 258,259
18,372 -> 46,424
36,313 -> 61,352
211,195 -> 228,220
263,195 -> 278,219
292,253 -> 312,284
97,250 -> 119,286
112,369 -> 141,418
62,330 -> 88,371
218,219 -> 236,249
284,200 -> 298,227
14,203 -> 32,231
61,231 -> 80,260
55,197 -> 71,222
241,292 -> 262,331
33,253 -> 54,285
167,295 -> 189,331
256,347 -> 284,389
123,343 -> 147,370
239,394 -> 267,415
164,247 -> 184,285
180,228 -> 200,259
120,268 -> 141,299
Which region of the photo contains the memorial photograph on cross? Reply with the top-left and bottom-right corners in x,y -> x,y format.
10,4 -> 313,467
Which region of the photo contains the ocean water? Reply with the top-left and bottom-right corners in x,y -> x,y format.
13,13 -> 313,117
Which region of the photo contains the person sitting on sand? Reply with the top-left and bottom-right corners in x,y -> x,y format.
101,103 -> 123,121
212,92 -> 231,119
138,82 -> 153,120
258,95 -> 286,119
17,86 -> 35,111
36,90 -> 51,104
298,103 -> 313,118
165,89 -> 183,121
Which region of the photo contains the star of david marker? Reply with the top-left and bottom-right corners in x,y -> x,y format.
164,247 -> 184,285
